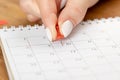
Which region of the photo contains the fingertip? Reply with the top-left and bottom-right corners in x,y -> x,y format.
45,28 -> 52,41
60,0 -> 67,9
42,13 -> 58,41
58,4 -> 87,38
59,20 -> 74,38
45,26 -> 57,41
59,0 -> 88,26
27,15 -> 40,22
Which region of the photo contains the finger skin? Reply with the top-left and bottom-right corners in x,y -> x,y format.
20,0 -> 41,22
37,0 -> 59,40
57,0 -> 98,38
58,0 -> 99,26
27,14 -> 40,22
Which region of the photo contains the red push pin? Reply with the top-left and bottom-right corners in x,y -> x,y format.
0,20 -> 8,25
46,23 -> 65,41
55,24 -> 64,40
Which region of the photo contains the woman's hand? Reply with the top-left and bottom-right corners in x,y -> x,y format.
20,0 -> 98,41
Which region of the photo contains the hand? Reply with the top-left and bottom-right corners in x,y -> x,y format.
20,0 -> 98,41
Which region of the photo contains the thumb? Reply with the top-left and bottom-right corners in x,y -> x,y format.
58,0 -> 98,38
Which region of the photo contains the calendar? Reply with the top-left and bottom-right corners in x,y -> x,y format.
0,17 -> 120,80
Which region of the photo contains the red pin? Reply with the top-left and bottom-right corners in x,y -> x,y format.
0,20 -> 8,25
55,24 -> 64,40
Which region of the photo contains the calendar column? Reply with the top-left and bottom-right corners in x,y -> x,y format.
7,38 -> 45,80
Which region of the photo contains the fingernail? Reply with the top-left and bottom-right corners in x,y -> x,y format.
60,0 -> 67,9
45,28 -> 52,41
61,20 -> 73,37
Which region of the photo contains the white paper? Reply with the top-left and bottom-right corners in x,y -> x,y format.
0,17 -> 120,80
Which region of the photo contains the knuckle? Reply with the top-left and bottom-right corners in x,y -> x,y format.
67,6 -> 86,25
73,6 -> 85,16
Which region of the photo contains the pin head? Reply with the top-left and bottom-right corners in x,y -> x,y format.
55,24 -> 64,40
0,20 -> 8,25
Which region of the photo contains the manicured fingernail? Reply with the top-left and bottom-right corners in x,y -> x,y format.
60,0 -> 67,9
61,20 -> 73,37
45,28 -> 52,41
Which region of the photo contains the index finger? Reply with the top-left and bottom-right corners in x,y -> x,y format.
37,0 -> 58,41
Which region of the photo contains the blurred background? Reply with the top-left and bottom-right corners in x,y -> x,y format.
0,0 -> 120,27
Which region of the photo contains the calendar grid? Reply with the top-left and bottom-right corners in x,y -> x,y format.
50,40 -> 72,80
5,39 -> 22,80
86,31 -> 118,76
101,30 -> 120,73
5,29 -> 120,80
1,17 -> 120,80
69,37 -> 98,80
5,28 -> 120,80
27,37 -> 47,80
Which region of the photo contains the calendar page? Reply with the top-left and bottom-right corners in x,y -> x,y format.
0,17 -> 120,80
